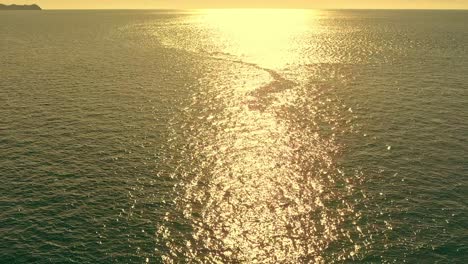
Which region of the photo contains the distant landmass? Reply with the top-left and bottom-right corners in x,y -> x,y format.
0,4 -> 42,10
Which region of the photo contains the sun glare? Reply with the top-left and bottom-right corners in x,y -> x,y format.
193,9 -> 320,69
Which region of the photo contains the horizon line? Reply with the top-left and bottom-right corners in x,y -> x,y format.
39,7 -> 468,11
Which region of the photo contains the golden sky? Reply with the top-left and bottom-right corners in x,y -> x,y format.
3,0 -> 468,9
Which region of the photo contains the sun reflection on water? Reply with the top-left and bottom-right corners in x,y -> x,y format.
191,9 -> 318,69
156,9 -> 363,263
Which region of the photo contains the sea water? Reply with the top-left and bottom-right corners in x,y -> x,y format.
0,10 -> 467,263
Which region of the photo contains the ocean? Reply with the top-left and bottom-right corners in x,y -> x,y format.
0,9 -> 467,263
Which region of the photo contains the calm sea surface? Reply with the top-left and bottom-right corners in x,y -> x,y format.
0,10 -> 467,263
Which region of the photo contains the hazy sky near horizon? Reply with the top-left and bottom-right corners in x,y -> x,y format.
3,0 -> 468,9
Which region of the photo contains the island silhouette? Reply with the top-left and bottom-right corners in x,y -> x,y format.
0,3 -> 41,10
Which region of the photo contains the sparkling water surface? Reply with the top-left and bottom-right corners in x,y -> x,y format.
0,10 -> 467,263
